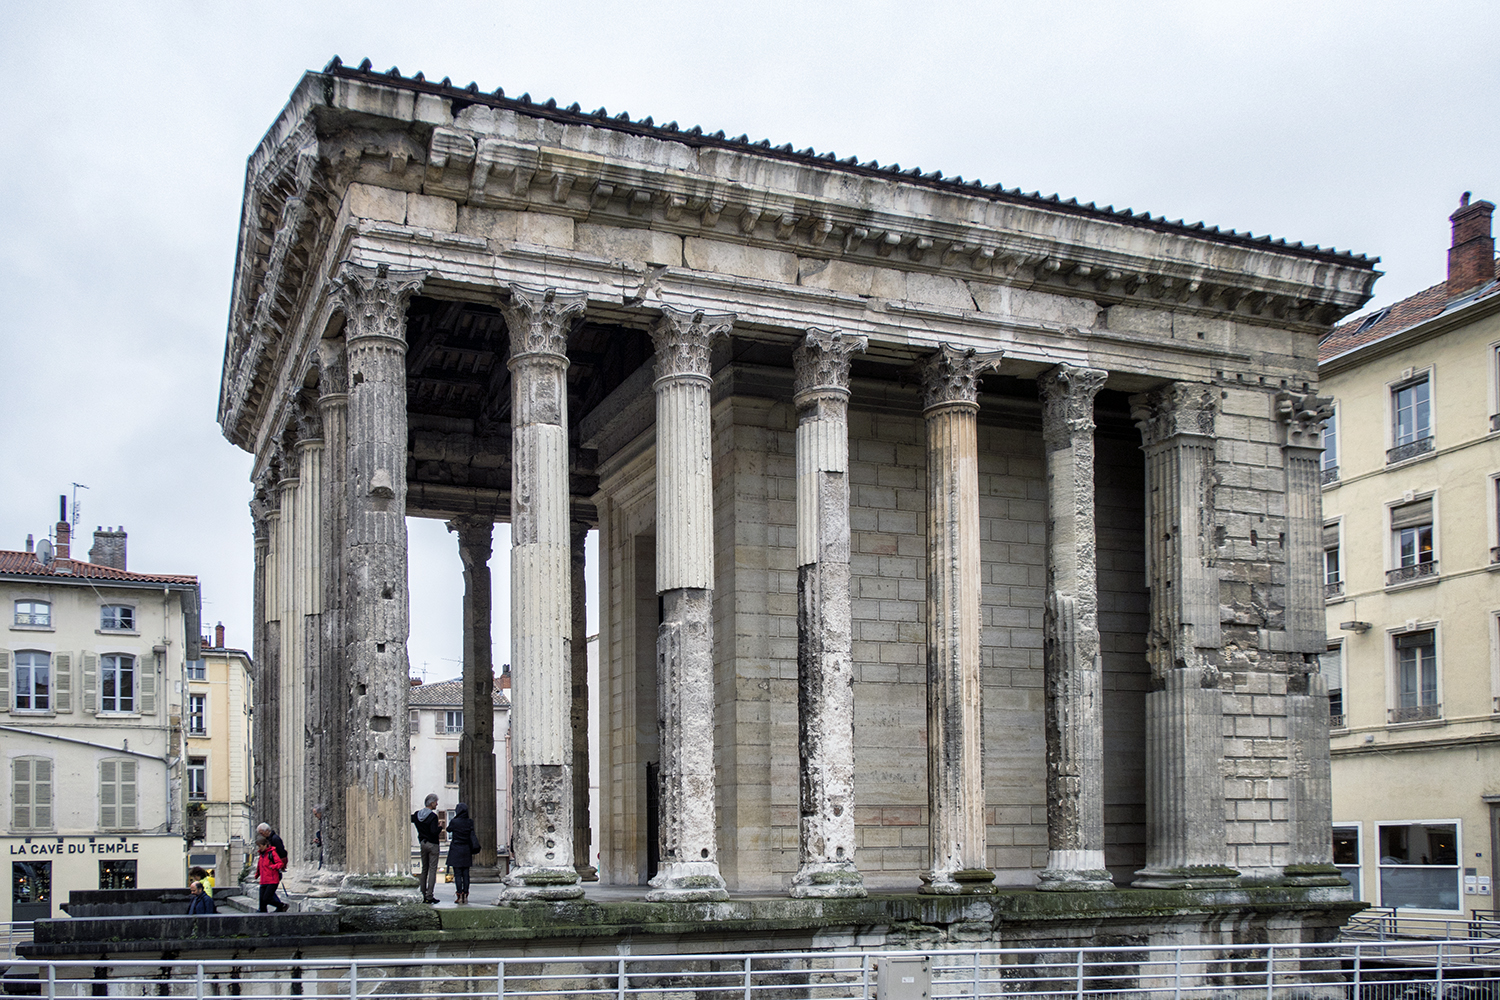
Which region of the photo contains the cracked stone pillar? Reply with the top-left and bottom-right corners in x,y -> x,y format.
1277,393 -> 1342,886
1037,364 -> 1114,892
1130,383 -> 1237,888
333,262 -> 428,881
791,328 -> 867,899
275,452 -> 301,855
570,520 -> 598,881
316,341 -> 349,871
249,475 -> 278,834
920,345 -> 1001,895
500,285 -> 586,900
647,305 -> 732,902
289,398 -> 324,865
448,516 -> 501,883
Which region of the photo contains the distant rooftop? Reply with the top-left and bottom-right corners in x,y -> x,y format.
408,675 -> 509,709
0,549 -> 196,586
1320,258 -> 1500,363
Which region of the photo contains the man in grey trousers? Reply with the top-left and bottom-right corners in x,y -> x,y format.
411,794 -> 442,904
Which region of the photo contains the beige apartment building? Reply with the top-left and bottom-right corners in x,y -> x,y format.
0,511 -> 201,919
183,623 -> 253,881
1321,193 -> 1500,915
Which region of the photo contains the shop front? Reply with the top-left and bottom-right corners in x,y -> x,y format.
5,835 -> 185,921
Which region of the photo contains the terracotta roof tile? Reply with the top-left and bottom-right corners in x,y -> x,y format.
407,676 -> 509,708
1320,259 -> 1500,363
0,549 -> 197,586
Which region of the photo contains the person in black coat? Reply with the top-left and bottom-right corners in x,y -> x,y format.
186,880 -> 216,915
445,802 -> 481,904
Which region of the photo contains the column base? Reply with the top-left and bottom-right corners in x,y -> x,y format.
335,873 -> 424,905
1036,868 -> 1115,892
468,864 -> 504,884
920,868 -> 997,895
790,861 -> 867,898
1281,863 -> 1348,887
645,861 -> 729,902
501,865 -> 585,901
1131,865 -> 1241,889
575,864 -> 600,882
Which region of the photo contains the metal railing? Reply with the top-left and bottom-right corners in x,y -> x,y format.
1,939 -> 1498,1000
1346,908 -> 1500,942
1386,561 -> 1439,587
1389,704 -> 1443,724
0,920 -> 33,958
1387,437 -> 1436,464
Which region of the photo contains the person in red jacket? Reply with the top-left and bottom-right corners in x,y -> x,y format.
256,836 -> 289,912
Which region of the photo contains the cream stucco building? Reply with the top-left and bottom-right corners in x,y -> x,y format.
0,510 -> 201,920
1320,193 -> 1500,915
183,623 -> 253,882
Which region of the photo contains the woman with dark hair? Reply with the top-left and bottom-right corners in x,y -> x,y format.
445,802 -> 480,904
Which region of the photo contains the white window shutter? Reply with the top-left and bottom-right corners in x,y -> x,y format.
0,649 -> 10,713
34,759 -> 51,830
13,758 -> 29,830
120,760 -> 137,828
139,661 -> 156,715
82,653 -> 97,715
100,759 -> 116,828
54,654 -> 71,714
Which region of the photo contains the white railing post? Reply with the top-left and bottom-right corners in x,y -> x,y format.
1435,942 -> 1445,996
1264,944 -> 1274,1000
1172,947 -> 1182,1000
47,961 -> 55,1000
617,957 -> 626,1000
349,960 -> 358,1000
974,948 -> 982,999
196,962 -> 204,1000
862,954 -> 872,1000
743,955 -> 753,1000
497,958 -> 507,1000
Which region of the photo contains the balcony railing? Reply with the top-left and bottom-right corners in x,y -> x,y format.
12,613 -> 49,627
1387,435 -> 1435,464
1387,560 -> 1438,587
1321,465 -> 1340,485
1325,580 -> 1344,600
1389,704 -> 1442,724
1329,713 -> 1346,729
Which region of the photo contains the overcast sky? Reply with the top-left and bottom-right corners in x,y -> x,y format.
2,1 -> 1496,677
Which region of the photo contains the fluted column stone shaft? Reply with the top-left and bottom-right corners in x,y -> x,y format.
647,306 -> 732,902
791,329 -> 867,898
249,478 -> 277,834
449,516 -> 500,880
500,285 -> 586,899
316,343 -> 349,869
920,346 -> 1001,895
1130,383 -> 1236,888
287,412 -> 323,864
570,521 -> 598,880
1037,364 -> 1113,891
333,262 -> 427,879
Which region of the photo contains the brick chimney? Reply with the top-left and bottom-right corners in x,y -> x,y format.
1448,191 -> 1496,299
55,521 -> 70,561
89,526 -> 128,570
215,622 -> 225,648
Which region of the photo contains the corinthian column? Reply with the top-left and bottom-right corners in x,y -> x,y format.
1130,383 -> 1236,888
316,341 -> 349,870
920,345 -> 1001,895
647,305 -> 732,902
448,516 -> 500,882
1037,364 -> 1113,892
791,328 -> 867,898
500,284 -> 586,900
332,262 -> 427,879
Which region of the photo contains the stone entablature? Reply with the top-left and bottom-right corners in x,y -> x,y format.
218,60 -> 1372,919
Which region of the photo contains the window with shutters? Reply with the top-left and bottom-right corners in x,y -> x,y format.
11,757 -> 53,832
444,710 -> 463,734
1388,372 -> 1435,464
99,654 -> 135,713
13,651 -> 49,712
188,693 -> 207,736
99,759 -> 138,830
445,752 -> 459,785
13,601 -> 49,628
1388,497 -> 1437,587
187,757 -> 207,800
99,605 -> 135,631
1324,522 -> 1343,600
1391,628 -> 1440,724
1321,642 -> 1344,728
1321,405 -> 1339,485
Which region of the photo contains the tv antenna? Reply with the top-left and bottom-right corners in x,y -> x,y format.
70,483 -> 89,537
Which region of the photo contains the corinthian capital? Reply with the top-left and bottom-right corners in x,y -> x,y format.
501,285 -> 587,361
1039,364 -> 1107,448
793,328 -> 867,402
1130,382 -> 1217,447
651,305 -> 734,381
919,345 -> 1003,411
1274,390 -> 1333,449
332,263 -> 429,343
